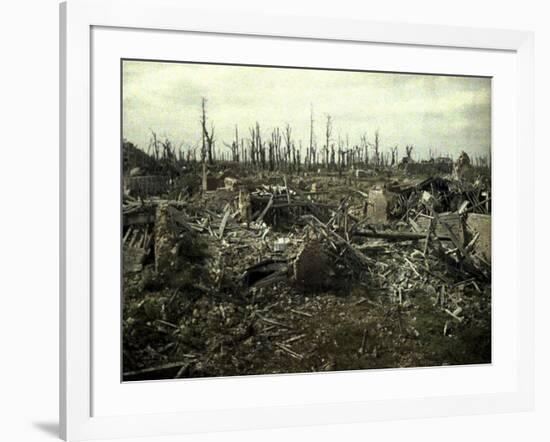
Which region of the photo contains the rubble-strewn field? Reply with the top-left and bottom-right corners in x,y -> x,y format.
122,153 -> 491,381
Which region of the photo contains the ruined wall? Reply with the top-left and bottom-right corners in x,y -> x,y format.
124,175 -> 171,198
405,162 -> 453,176
467,213 -> 491,263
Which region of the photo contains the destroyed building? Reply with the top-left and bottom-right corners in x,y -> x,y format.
122,140 -> 491,381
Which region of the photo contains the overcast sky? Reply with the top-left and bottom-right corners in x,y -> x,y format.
122,60 -> 491,161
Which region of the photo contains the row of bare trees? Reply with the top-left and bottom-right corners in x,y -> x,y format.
144,98 -> 417,172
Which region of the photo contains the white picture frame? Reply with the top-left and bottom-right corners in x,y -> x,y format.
60,0 -> 534,440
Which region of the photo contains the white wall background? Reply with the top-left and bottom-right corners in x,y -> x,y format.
0,0 -> 547,441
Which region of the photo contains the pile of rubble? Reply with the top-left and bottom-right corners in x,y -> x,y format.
122,174 -> 491,380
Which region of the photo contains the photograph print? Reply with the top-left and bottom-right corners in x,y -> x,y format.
121,60 -> 491,381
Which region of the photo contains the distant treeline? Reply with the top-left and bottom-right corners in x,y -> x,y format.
123,98 -> 491,174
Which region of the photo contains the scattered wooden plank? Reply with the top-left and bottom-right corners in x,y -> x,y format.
255,194 -> 273,222
290,309 -> 313,318
284,334 -> 307,344
257,314 -> 293,329
354,229 -> 451,241
123,361 -> 194,381
218,206 -> 231,239
275,343 -> 304,360
358,327 -> 368,354
444,308 -> 464,322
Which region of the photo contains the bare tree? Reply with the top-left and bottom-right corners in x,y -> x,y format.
391,145 -> 398,166
337,134 -> 343,173
233,125 -> 240,163
249,127 -> 256,168
360,133 -> 369,166
186,144 -> 197,163
269,127 -> 282,171
223,125 -> 240,163
257,123 -> 265,169
374,130 -> 380,167
283,124 -> 292,171
150,130 -> 160,160
297,140 -> 302,172
249,123 -> 264,169
240,139 -> 246,166
405,145 -> 414,162
324,115 -> 332,168
308,104 -> 315,169
200,98 -> 215,165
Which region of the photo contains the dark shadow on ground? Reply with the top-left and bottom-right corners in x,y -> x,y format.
33,421 -> 59,438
